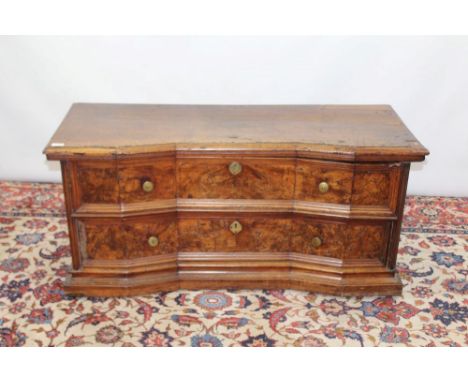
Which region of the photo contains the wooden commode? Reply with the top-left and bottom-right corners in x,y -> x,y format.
44,104 -> 429,296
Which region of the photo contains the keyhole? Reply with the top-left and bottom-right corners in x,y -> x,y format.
230,220 -> 243,234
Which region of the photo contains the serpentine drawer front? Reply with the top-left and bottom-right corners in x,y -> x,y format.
44,104 -> 428,296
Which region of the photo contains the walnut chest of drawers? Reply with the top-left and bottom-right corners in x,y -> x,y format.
44,104 -> 428,297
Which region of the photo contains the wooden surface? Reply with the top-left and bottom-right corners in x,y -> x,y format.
177,157 -> 295,199
45,104 -> 429,296
44,104 -> 428,161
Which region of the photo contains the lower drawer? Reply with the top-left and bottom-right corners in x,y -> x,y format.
74,214 -> 390,262
178,215 -> 390,261
291,218 -> 390,261
76,215 -> 177,260
178,216 -> 291,252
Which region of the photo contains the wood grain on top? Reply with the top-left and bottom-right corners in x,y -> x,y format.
44,104 -> 428,160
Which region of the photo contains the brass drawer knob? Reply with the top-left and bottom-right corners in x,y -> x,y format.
229,161 -> 242,175
142,180 -> 154,193
147,236 -> 159,247
311,236 -> 322,248
229,220 -> 243,234
318,181 -> 329,193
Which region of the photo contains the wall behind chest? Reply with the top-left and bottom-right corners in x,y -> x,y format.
0,36 -> 467,196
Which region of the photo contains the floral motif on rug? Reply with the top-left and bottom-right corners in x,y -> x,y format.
0,181 -> 467,346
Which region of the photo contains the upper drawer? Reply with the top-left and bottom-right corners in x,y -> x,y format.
72,157 -> 403,214
177,157 -> 295,199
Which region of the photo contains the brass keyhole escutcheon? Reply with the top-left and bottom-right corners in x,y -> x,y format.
148,236 -> 159,247
142,180 -> 154,193
311,236 -> 322,248
318,181 -> 329,194
229,220 -> 243,234
229,161 -> 242,176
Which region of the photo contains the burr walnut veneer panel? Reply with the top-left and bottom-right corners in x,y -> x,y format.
178,216 -> 291,252
177,157 -> 296,200
44,104 -> 428,296
76,161 -> 119,204
119,157 -> 177,202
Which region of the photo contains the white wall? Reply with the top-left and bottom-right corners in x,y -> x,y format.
0,36 -> 467,196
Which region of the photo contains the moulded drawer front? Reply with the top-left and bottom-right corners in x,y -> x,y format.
75,161 -> 119,204
295,159 -> 353,204
76,219 -> 124,260
178,217 -> 291,252
290,218 -> 390,261
118,157 -> 177,203
351,165 -> 401,209
177,157 -> 296,199
76,215 -> 177,261
295,160 -> 402,212
122,216 -> 178,259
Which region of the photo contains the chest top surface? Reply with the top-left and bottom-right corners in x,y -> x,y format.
44,103 -> 428,161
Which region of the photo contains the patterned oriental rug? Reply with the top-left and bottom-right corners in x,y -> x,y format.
0,181 -> 467,347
